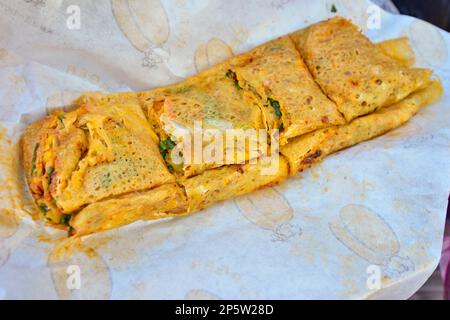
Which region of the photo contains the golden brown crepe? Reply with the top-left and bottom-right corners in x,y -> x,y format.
140,63 -> 268,178
22,92 -> 176,225
290,17 -> 432,122
71,183 -> 188,236
181,155 -> 289,212
229,36 -> 345,145
376,37 -> 416,67
281,80 -> 443,174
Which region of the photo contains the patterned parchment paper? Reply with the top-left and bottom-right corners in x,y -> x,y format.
0,0 -> 449,299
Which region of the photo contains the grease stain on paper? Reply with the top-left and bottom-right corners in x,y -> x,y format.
0,48 -> 22,67
0,127 -> 35,218
0,209 -> 19,239
0,129 -> 37,267
48,238 -> 113,300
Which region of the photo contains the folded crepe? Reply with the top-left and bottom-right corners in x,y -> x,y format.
70,183 -> 187,236
229,36 -> 345,145
181,155 -> 289,212
290,17 -> 432,122
139,63 -> 269,178
22,92 -> 182,226
376,37 -> 416,67
21,17 -> 443,236
281,80 -> 443,174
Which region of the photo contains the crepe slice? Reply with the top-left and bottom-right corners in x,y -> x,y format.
376,37 -> 416,67
181,155 -> 289,212
140,64 -> 268,178
70,183 -> 187,236
22,92 -> 177,226
281,80 -> 443,174
290,17 -> 432,122
228,35 -> 345,145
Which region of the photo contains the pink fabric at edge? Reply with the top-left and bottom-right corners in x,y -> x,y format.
440,236 -> 450,300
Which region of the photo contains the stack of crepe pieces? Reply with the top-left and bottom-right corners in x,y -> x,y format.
22,17 -> 443,236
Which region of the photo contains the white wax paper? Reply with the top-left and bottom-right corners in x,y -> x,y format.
0,0 -> 449,299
